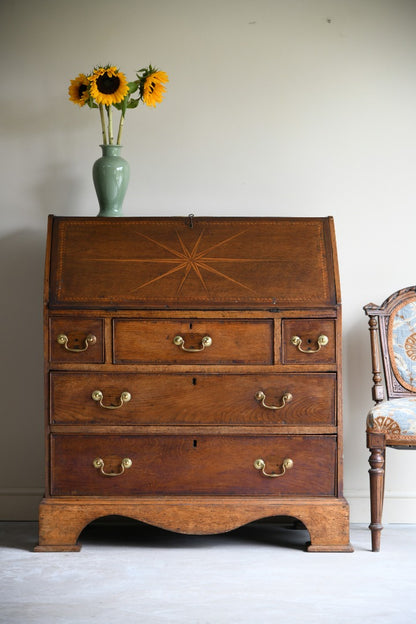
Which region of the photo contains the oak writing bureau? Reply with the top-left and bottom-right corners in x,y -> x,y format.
36,215 -> 352,552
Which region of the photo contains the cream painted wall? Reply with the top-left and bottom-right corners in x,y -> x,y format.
1,0 -> 416,524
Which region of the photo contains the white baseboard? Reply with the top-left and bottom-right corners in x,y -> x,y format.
1,488 -> 416,524
346,490 -> 416,524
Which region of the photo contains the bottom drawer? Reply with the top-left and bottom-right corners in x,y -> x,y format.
50,434 -> 336,496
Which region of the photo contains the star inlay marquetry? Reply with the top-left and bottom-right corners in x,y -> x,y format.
89,228 -> 259,295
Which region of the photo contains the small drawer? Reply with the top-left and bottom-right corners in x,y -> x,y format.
282,319 -> 336,364
113,319 -> 273,365
49,372 -> 336,426
50,434 -> 336,496
50,318 -> 104,364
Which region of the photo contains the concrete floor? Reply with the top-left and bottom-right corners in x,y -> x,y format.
1,521 -> 415,624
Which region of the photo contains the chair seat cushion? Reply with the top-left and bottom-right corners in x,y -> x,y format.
367,397 -> 416,436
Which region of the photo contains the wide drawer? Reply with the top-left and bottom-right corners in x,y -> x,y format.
113,319 -> 273,365
50,434 -> 337,496
49,318 -> 104,363
50,372 -> 336,426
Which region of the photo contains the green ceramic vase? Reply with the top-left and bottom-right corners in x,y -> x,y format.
92,144 -> 130,217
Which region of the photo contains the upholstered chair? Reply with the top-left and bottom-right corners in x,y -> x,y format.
364,286 -> 416,551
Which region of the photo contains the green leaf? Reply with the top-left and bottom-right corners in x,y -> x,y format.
127,98 -> 140,109
127,81 -> 139,95
86,96 -> 98,109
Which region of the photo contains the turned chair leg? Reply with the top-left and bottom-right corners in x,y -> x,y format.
368,437 -> 386,552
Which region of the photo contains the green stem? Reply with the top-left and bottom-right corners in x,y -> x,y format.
99,104 -> 107,144
107,106 -> 114,144
117,111 -> 125,145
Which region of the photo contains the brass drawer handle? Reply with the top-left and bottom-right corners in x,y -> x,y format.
173,335 -> 213,352
57,333 -> 97,352
93,457 -> 132,477
255,390 -> 292,410
254,457 -> 294,478
91,390 -> 131,409
290,334 -> 328,353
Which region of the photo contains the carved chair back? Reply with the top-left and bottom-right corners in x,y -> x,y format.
364,286 -> 416,402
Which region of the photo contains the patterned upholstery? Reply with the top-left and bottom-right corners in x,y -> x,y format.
390,301 -> 416,392
367,397 -> 416,437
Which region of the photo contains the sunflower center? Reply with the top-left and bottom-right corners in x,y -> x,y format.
148,81 -> 156,94
96,72 -> 120,94
78,84 -> 88,98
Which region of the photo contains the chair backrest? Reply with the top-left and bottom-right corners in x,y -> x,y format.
364,286 -> 416,402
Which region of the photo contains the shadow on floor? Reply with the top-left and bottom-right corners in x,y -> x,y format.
79,516 -> 309,551
1,517 -> 311,552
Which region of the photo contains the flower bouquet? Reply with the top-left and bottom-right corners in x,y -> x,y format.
68,65 -> 168,216
69,64 -> 168,144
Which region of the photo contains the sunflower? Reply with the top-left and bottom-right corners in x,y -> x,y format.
68,73 -> 90,107
140,69 -> 169,108
69,63 -> 168,145
89,66 -> 129,106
